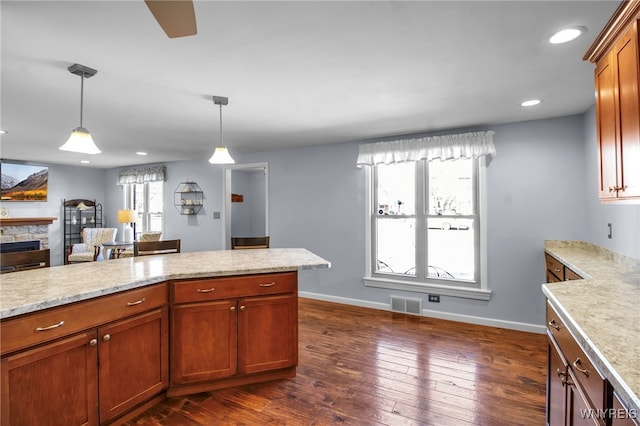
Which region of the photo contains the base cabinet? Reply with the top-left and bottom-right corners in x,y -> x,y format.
170,272 -> 298,395
0,284 -> 168,426
546,302 -> 611,426
98,308 -> 168,423
1,331 -> 99,426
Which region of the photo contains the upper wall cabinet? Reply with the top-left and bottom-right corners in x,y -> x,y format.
584,0 -> 640,203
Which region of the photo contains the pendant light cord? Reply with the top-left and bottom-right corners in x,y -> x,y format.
79,73 -> 85,128
219,103 -> 223,146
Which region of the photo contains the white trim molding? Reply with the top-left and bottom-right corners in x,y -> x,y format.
299,291 -> 544,334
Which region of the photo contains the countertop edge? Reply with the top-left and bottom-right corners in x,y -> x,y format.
1,250 -> 331,320
543,281 -> 640,414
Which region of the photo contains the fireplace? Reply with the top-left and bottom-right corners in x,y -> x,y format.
0,217 -> 56,251
1,240 -> 41,253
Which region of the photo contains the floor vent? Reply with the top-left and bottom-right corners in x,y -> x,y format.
390,296 -> 422,316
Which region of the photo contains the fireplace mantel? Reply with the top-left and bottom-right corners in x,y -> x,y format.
0,217 -> 57,227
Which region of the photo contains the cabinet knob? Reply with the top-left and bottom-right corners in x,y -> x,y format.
240,305 -> 246,311
548,319 -> 561,331
102,334 -> 111,342
89,339 -> 98,346
230,306 -> 236,311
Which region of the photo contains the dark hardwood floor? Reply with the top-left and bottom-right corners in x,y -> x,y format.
124,298 -> 547,425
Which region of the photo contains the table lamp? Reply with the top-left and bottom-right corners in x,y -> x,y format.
117,209 -> 136,243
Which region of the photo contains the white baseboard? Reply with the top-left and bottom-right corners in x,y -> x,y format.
299,291 -> 546,334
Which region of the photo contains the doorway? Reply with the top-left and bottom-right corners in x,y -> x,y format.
223,162 -> 269,249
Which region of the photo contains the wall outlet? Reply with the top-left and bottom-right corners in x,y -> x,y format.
428,294 -> 440,303
213,211 -> 221,220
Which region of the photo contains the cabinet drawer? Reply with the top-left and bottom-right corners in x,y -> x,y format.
545,253 -> 565,281
546,303 -> 607,411
1,283 -> 168,355
173,272 -> 297,304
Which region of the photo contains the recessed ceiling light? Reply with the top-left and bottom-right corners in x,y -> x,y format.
80,160 -> 90,164
549,27 -> 586,44
521,99 -> 542,107
136,151 -> 148,156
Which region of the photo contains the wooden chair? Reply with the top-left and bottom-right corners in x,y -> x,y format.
134,239 -> 181,257
1,249 -> 51,273
231,236 -> 270,250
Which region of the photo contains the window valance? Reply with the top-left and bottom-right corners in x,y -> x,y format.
356,131 -> 496,167
117,165 -> 166,185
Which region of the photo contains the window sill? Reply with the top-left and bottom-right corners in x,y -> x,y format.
362,276 -> 492,301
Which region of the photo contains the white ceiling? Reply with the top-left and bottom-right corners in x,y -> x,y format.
0,0 -> 620,169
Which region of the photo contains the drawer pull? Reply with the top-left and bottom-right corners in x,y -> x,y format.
196,288 -> 215,293
259,282 -> 276,287
126,297 -> 146,307
553,268 -> 562,273
89,339 -> 98,346
103,334 -> 111,342
573,358 -> 589,377
548,319 -> 561,331
34,320 -> 65,332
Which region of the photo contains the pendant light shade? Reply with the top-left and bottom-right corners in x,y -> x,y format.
209,96 -> 234,164
60,64 -> 101,155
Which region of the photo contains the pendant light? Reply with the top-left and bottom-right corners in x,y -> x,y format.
59,63 -> 101,155
208,96 -> 234,164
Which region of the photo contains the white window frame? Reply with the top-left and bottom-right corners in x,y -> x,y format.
123,181 -> 164,237
362,157 -> 490,301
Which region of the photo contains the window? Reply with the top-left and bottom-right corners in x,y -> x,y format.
128,181 -> 164,236
118,166 -> 166,239
359,132 -> 493,300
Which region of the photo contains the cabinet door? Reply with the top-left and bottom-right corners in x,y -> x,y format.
1,331 -> 98,426
238,294 -> 297,375
614,21 -> 640,199
566,369 -> 601,426
171,300 -> 237,384
98,308 -> 168,423
595,54 -> 619,199
548,336 -> 567,426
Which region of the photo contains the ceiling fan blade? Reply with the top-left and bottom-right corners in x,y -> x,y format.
144,0 -> 197,38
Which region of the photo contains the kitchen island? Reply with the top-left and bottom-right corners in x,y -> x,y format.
543,241 -> 639,423
0,248 -> 330,425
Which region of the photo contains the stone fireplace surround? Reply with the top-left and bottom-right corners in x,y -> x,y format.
0,217 -> 57,250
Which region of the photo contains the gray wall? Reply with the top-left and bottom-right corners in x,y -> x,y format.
239,114 -> 589,330
0,164 -> 107,266
231,169 -> 266,237
6,108 -> 638,329
582,106 -> 640,258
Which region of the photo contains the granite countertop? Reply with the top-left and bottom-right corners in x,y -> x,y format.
542,240 -> 640,414
0,248 -> 330,320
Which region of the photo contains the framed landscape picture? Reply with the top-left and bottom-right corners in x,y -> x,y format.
0,161 -> 48,201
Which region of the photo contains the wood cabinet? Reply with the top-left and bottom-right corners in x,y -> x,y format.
170,272 -> 298,396
585,1 -> 640,203
612,392 -> 640,426
98,308 -> 168,423
1,330 -> 99,426
0,283 -> 168,425
546,302 -> 611,426
545,252 -> 583,283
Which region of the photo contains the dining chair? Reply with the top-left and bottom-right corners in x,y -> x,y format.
134,239 -> 181,256
231,236 -> 270,250
1,249 -> 51,273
